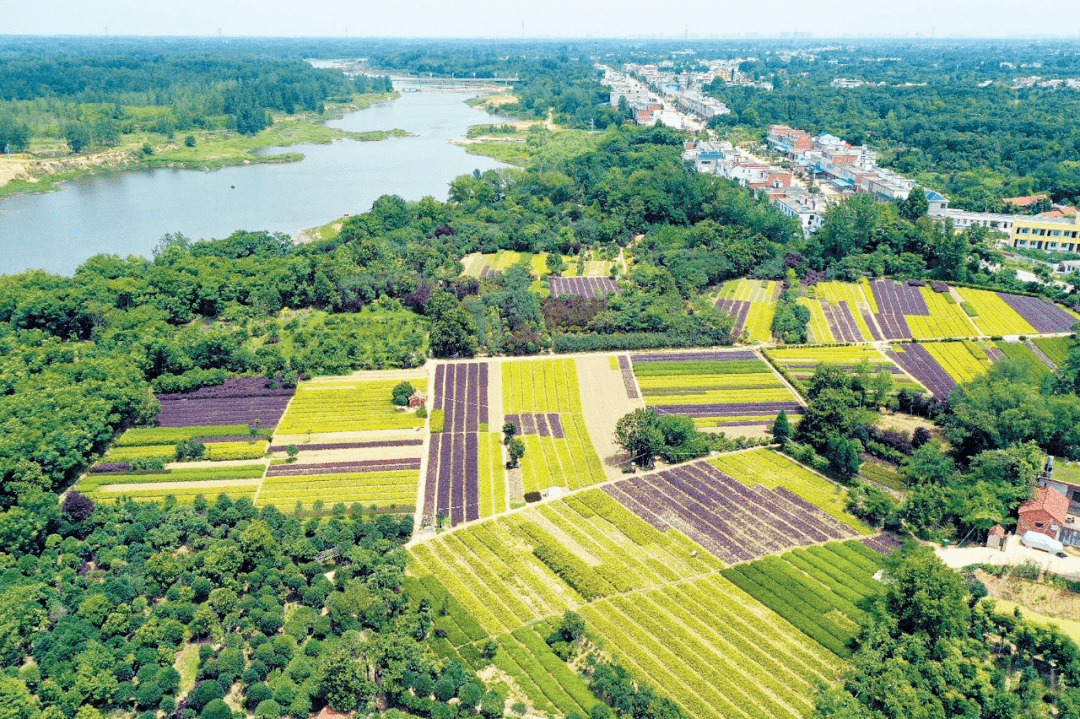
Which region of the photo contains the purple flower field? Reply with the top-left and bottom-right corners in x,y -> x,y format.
651,401 -> 804,418
861,534 -> 902,555
886,344 -> 954,398
997,293 -> 1078,333
503,413 -> 565,438
155,376 -> 295,428
603,460 -> 859,564
425,361 -> 488,525
617,355 -> 639,398
714,298 -> 751,336
548,277 -> 621,299
870,279 -> 928,340
822,301 -> 862,342
268,439 -> 423,452
266,458 -> 421,477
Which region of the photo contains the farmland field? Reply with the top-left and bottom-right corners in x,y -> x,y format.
716,279 -> 779,342
407,488 -> 722,634
155,376 -> 295,428
603,458 -> 862,564
723,540 -> 887,658
955,287 -> 1038,336
886,343 -> 955,397
75,464 -> 267,503
461,250 -> 615,279
766,345 -> 920,394
710,448 -> 870,534
502,358 -> 605,493
994,340 -> 1053,379
580,573 -> 844,719
277,377 -> 427,434
922,341 -> 993,384
424,362 -> 489,526
632,350 -> 802,429
548,276 -> 621,299
1033,336 -> 1073,366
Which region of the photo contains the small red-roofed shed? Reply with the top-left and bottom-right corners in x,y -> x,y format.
1017,486 -> 1069,539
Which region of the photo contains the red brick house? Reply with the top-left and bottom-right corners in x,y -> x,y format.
408,391 -> 427,408
1016,486 -> 1069,539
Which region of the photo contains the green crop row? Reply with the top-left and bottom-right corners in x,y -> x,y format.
77,464 -> 267,491
477,432 -> 505,518
442,534 -> 537,624
510,626 -> 599,715
503,357 -> 582,414
88,486 -> 258,505
722,565 -> 853,659
116,425 -> 271,446
632,359 -> 771,376
492,636 -> 558,715
514,517 -> 615,601
1033,336 -> 1073,365
277,379 -> 427,433
994,341 -> 1052,378
828,541 -> 885,574
407,545 -> 506,634
784,551 -> 872,605
804,545 -> 884,596
467,522 -> 572,616
261,470 -> 417,489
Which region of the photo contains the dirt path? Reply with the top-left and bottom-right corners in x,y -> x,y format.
575,354 -> 644,480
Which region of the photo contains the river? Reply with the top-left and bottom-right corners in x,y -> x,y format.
0,91 -> 511,276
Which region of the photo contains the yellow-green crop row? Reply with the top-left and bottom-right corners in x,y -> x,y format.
692,415 -> 795,428
923,342 -> 991,384
859,277 -> 879,312
580,572 -> 841,719
87,485 -> 260,505
797,297 -> 833,344
744,302 -> 776,343
643,388 -> 795,406
519,415 -> 604,494
106,439 -> 269,463
906,287 -> 977,339
637,373 -> 784,391
955,287 -> 1037,335
256,469 -> 417,509
277,378 -> 427,433
711,448 -> 870,534
503,358 -> 582,414
478,432 -> 507,518
104,444 -> 176,462
115,425 -> 272,446
816,281 -> 871,307
768,345 -> 893,365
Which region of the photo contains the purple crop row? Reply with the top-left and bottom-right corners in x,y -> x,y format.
503,413 -> 565,438
631,349 -> 758,364
887,344 -> 954,398
269,439 -> 423,452
549,276 -> 621,300
156,395 -> 292,428
871,279 -> 929,340
195,436 -> 263,444
424,432 -> 479,527
617,355 -> 639,399
860,308 -> 884,340
997,292 -> 1077,333
715,298 -> 751,337
652,401 -> 804,418
157,376 -> 295,401
604,460 -> 857,564
930,281 -> 950,293
433,362 -> 489,434
266,457 -> 421,477
822,301 -> 862,342
89,462 -> 132,474
861,534 -> 902,555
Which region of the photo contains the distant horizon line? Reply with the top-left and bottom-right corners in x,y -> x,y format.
2,33 -> 1080,41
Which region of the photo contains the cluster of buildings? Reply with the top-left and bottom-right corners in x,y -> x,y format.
928,193 -> 1080,255
601,65 -> 729,128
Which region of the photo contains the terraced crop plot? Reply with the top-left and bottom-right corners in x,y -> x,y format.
723,540 -> 887,659
604,459 -> 860,564
811,281 -> 880,341
994,340 -> 1053,379
631,351 -> 802,428
922,341 -> 993,384
489,624 -> 602,717
115,424 -> 272,446
548,276 -> 620,299
710,448 -> 870,534
766,345 -> 918,393
155,376 -> 294,428
75,464 -> 267,504
502,359 -> 605,493
277,377 -> 427,433
954,287 -> 1037,336
256,459 -> 418,512
580,572 -> 843,719
407,488 -> 722,634
715,279 -> 779,342
869,280 -> 975,339
1033,336 -> 1072,366
887,343 -> 955,397
424,362 -> 489,526
998,293 -> 1078,333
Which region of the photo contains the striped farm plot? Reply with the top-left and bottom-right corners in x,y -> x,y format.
406,487 -> 723,635
886,343 -> 955,397
1033,336 -> 1073,366
276,376 -> 428,435
580,572 -> 844,719
722,540 -> 888,660
811,281 -> 881,341
460,250 -> 530,278
74,464 -> 267,505
765,344 -> 921,394
955,287 -> 1038,336
631,350 -> 802,429
254,457 -> 419,513
869,279 -> 977,340
423,362 -> 498,527
922,341 -> 993,384
993,340 -> 1054,379
502,358 -> 606,494
997,292 -> 1079,333
716,279 -> 780,342
604,457 -> 863,566
709,448 -> 871,535
547,276 -> 621,300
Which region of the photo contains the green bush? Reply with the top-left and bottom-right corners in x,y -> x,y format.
429,409 -> 445,433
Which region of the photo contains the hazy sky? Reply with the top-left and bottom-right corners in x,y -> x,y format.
5,0 -> 1079,39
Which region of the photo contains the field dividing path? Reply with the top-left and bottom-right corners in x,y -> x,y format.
575,354 -> 644,479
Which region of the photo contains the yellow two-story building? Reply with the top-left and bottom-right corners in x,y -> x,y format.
1011,215 -> 1080,253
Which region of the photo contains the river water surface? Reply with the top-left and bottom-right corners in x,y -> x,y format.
0,92 -> 510,276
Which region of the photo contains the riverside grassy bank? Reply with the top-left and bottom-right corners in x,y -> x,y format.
0,92 -> 406,200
